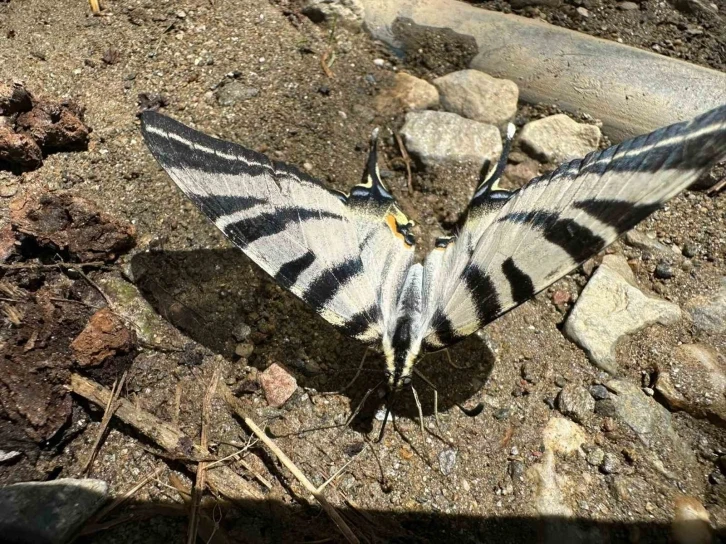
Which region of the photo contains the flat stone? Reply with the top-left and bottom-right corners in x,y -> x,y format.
215,81 -> 259,107
0,478 -> 108,544
557,384 -> 595,424
519,114 -> 601,164
374,72 -> 439,114
564,254 -> 682,374
438,449 -> 457,476
401,110 -> 501,169
259,363 -> 297,407
617,1 -> 640,9
302,0 -> 364,26
685,277 -> 726,334
624,230 -> 675,256
433,70 -> 518,129
656,344 -> 726,425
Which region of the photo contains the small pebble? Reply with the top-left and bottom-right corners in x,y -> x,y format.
439,449 -> 457,476
589,384 -> 609,400
655,261 -> 674,279
554,375 -> 568,387
643,387 -> 655,396
586,447 -> 605,467
600,452 -> 620,474
682,241 -> 698,258
373,58 -> 385,67
494,407 -> 511,420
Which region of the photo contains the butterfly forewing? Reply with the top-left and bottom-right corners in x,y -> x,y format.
420,104 -> 726,350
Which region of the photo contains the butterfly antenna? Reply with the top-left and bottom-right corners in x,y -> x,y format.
474,122 -> 517,196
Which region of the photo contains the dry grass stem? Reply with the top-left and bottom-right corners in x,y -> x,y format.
82,372 -> 127,474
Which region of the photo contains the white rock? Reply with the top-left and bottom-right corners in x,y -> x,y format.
302,0 -> 364,26
685,277 -> 726,334
519,114 -> 601,163
564,254 -> 682,374
401,110 -> 501,169
433,69 -> 518,129
542,416 -> 587,455
374,72 -> 439,113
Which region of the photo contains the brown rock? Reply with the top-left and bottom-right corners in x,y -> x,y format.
0,222 -> 16,262
10,191 -> 136,262
0,81 -> 33,116
374,72 -> 439,114
656,344 -> 726,425
551,289 -> 571,311
259,363 -> 297,407
16,99 -> 90,151
0,126 -> 43,169
71,308 -> 136,367
672,495 -> 711,544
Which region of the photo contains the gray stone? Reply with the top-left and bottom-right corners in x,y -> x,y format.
519,114 -> 601,164
439,449 -> 457,476
374,72 -> 439,113
600,452 -> 620,474
617,1 -> 640,9
655,261 -> 675,279
0,478 -> 108,544
589,384 -> 609,400
557,384 -> 595,424
624,230 -> 674,256
433,70 -> 518,129
564,254 -> 682,374
0,450 -> 21,463
216,81 -> 259,106
302,0 -> 364,26
586,447 -> 605,466
401,111 -> 501,169
685,277 -> 726,334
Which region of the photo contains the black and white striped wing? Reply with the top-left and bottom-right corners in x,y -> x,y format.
420,104 -> 726,350
141,112 -> 414,344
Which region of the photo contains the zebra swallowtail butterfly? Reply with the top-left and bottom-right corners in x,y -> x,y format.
141,105 -> 726,422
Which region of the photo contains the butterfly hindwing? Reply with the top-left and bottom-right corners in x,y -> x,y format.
421,104 -> 726,350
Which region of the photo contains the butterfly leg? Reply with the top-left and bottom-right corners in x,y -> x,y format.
444,348 -> 474,370
339,347 -> 371,393
412,367 -> 441,430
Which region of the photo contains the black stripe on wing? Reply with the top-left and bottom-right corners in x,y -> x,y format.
502,257 -> 535,305
499,211 -> 607,263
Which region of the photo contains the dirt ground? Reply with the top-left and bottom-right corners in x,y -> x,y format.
0,0 -> 725,543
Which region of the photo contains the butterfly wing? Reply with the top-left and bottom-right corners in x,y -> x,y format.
420,104 -> 726,350
141,112 -> 415,344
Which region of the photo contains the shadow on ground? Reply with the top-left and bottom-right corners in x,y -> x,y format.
34,482 -> 707,543
130,249 -> 496,431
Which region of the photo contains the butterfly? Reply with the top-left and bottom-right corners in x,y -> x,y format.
141,105 -> 726,433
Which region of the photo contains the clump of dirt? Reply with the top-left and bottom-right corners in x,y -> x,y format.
0,81 -> 91,172
9,190 -> 136,262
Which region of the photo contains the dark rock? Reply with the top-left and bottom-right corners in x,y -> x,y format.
9,190 -> 136,262
70,308 -> 136,367
494,407 -> 511,420
0,81 -> 33,116
137,92 -> 168,114
655,261 -> 674,279
589,384 -> 609,400
682,241 -> 699,258
0,478 -> 108,544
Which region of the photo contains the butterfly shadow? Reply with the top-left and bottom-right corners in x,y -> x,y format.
129,249 -> 495,433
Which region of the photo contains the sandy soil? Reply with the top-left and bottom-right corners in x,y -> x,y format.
0,0 -> 725,543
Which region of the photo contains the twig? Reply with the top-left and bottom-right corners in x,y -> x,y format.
76,267 -> 112,307
707,175 -> 726,195
82,372 -> 127,474
68,374 -> 265,503
393,130 -> 413,192
321,50 -> 335,79
93,466 -> 164,522
89,0 -> 101,14
152,22 -> 176,57
188,366 -> 221,544
49,297 -> 102,309
218,382 -> 360,544
320,14 -> 338,78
